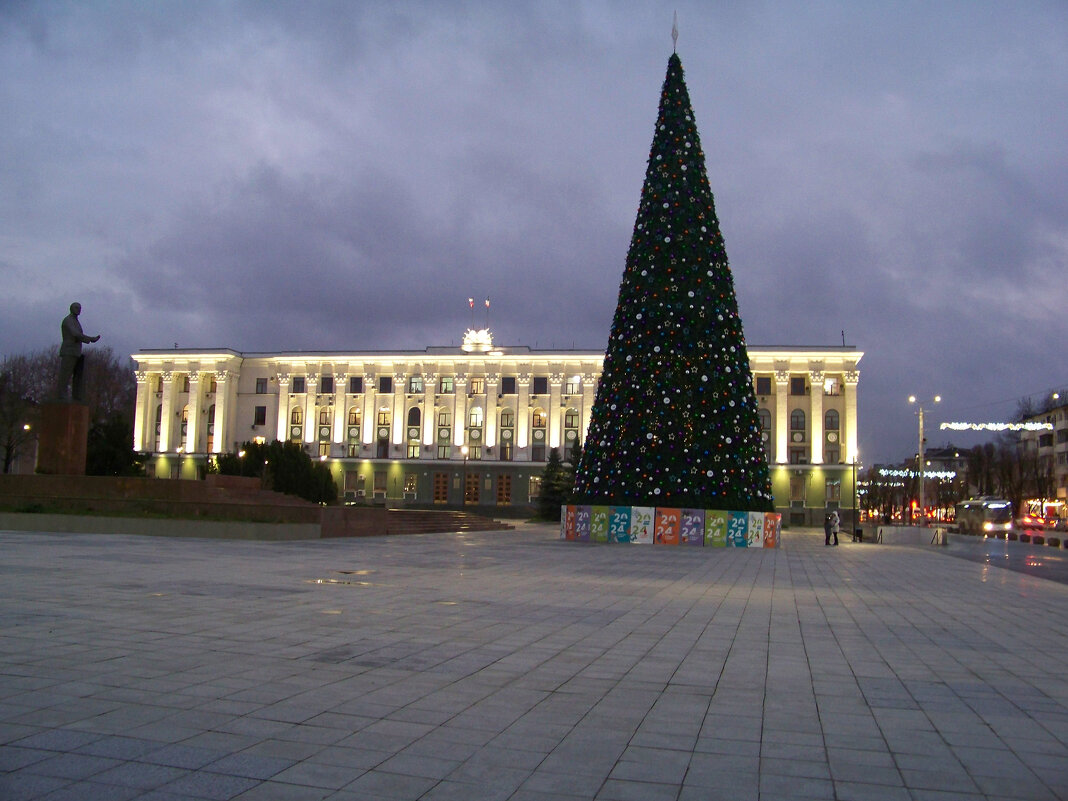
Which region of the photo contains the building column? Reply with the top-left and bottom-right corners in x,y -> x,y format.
808,365 -> 824,465
484,373 -> 500,448
392,371 -> 406,447
362,373 -> 376,446
422,372 -> 437,446
213,370 -> 231,454
581,372 -> 597,442
332,373 -> 346,445
844,366 -> 860,463
303,376 -> 318,445
516,376 -> 531,452
775,364 -> 790,464
453,374 -> 469,450
158,371 -> 175,453
185,371 -> 201,452
276,374 -> 290,442
133,371 -> 149,451
548,373 -> 564,450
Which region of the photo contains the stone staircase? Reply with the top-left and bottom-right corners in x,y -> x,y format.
323,508 -> 514,538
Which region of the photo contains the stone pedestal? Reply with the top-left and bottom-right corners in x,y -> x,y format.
37,402 -> 89,475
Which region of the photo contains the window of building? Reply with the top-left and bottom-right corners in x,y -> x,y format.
1057,429 -> 1068,444
347,407 -> 361,457
181,375 -> 190,393
501,376 -> 516,395
469,377 -> 485,395
789,448 -> 807,464
497,475 -> 512,505
320,376 -> 334,394
404,474 -> 417,495
532,409 -> 547,429
1039,433 -> 1054,448
464,472 -> 480,504
319,406 -> 331,426
564,409 -> 580,429
532,445 -> 546,462
349,376 -> 363,394
790,376 -> 806,396
790,475 -> 806,501
532,376 -> 549,395
256,377 -> 267,394
825,409 -> 839,431
378,376 -> 393,394
438,376 -> 454,394
826,478 -> 841,503
406,408 -> 421,459
377,409 -> 391,426
206,404 -> 216,451
467,445 -> 482,460
758,408 -> 771,431
756,376 -> 772,396
291,376 -> 305,394
437,409 -> 451,427
437,444 -> 451,459
529,475 -> 542,499
499,409 -> 514,462
289,405 -> 303,443
433,472 -> 448,503
373,471 -> 387,498
565,376 -> 580,395
790,409 -> 806,431
318,442 -> 330,457
180,406 -> 188,448
253,406 -> 266,426
153,405 -> 162,450
407,375 -> 424,394
826,448 -> 840,464
469,407 -> 484,427
824,377 -> 841,396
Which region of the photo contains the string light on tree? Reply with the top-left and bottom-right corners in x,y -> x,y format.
573,48 -> 772,512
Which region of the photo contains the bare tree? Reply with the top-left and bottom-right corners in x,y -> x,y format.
0,349 -> 54,473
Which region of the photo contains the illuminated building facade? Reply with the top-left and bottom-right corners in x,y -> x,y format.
132,332 -> 862,521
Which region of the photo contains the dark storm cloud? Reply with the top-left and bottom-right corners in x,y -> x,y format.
2,1 -> 1066,462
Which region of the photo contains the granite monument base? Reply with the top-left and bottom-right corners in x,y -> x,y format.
37,402 -> 89,475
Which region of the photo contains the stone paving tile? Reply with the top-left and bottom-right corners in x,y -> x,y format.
4,525 -> 1068,800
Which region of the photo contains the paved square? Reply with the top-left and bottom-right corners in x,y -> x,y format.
2,524 -> 1067,800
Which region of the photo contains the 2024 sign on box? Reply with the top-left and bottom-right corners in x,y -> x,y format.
562,506 -> 781,548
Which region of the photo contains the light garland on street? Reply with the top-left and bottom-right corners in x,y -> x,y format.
877,468 -> 957,480
939,422 -> 1052,431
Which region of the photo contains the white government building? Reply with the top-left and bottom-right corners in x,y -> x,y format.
132,330 -> 862,523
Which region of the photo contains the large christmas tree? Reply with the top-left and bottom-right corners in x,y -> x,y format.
574,52 -> 773,512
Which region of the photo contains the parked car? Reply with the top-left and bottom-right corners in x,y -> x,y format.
1015,513 -> 1045,531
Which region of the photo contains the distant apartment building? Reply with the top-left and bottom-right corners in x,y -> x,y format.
1019,397 -> 1068,505
131,330 -> 862,522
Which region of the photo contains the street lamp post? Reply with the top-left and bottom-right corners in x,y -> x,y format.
908,394 -> 941,525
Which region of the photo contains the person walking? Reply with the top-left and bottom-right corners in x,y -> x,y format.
824,512 -> 833,546
830,509 -> 840,546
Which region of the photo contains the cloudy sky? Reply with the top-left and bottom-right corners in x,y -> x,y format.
2,1 -> 1066,464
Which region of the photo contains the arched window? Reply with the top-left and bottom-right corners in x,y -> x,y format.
291,406 -> 303,425
180,406 -> 189,448
437,408 -> 451,427
532,409 -> 547,429
348,407 -> 361,426
407,407 -> 421,427
319,406 -> 331,425
468,406 -> 484,428
500,409 -> 515,428
376,409 -> 391,458
758,408 -> 771,431
790,409 -> 805,431
824,409 -> 840,431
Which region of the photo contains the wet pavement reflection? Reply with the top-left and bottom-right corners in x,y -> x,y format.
941,534 -> 1068,585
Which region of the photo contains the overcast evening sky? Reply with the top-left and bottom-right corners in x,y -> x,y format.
2,1 -> 1066,464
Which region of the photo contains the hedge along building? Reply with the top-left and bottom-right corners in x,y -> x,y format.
130,336 -> 861,523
